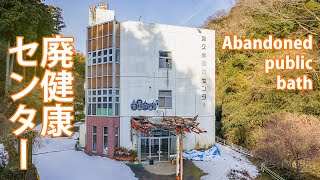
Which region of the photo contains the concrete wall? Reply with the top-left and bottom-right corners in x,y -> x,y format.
119,21 -> 215,150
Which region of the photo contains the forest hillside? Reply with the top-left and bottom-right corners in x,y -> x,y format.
207,0 -> 320,178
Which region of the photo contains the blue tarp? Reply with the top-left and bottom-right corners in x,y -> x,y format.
183,144 -> 220,161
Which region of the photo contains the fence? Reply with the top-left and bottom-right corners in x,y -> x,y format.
215,136 -> 286,180
261,163 -> 286,180
215,136 -> 254,157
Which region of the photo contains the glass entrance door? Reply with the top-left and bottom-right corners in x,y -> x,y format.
138,132 -> 177,162
160,138 -> 169,161
150,138 -> 160,160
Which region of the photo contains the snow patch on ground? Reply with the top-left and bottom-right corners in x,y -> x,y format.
33,125 -> 137,180
193,143 -> 259,180
0,143 -> 9,167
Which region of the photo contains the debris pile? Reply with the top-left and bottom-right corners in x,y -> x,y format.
131,115 -> 206,134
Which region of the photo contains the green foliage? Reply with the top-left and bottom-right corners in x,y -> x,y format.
208,0 -> 320,148
73,53 -> 86,78
0,1 -> 67,178
0,131 -> 39,180
129,149 -> 138,158
0,0 -> 65,41
73,52 -> 86,113
0,0 -> 66,93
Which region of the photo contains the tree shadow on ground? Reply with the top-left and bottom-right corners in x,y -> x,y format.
128,160 -> 206,180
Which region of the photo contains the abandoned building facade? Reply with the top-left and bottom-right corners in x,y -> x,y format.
85,2 -> 215,162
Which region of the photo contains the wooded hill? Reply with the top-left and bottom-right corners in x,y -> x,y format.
206,0 -> 320,178
0,1 -> 85,179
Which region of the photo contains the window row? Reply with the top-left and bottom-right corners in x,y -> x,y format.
88,89 -> 119,96
92,126 -> 119,152
89,48 -> 113,58
87,49 -> 120,65
88,22 -> 120,40
88,96 -> 120,103
87,103 -> 120,116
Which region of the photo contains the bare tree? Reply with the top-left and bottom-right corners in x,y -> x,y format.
243,0 -> 320,37
256,113 -> 320,175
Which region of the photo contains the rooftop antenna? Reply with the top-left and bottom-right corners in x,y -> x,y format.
113,0 -> 116,19
139,16 -> 142,21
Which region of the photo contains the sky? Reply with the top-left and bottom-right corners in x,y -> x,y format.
45,0 -> 235,53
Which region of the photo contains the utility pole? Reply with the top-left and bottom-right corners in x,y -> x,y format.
176,129 -> 183,180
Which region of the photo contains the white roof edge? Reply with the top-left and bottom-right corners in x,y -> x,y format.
121,20 -> 215,31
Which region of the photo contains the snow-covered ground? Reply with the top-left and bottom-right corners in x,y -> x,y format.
0,143 -> 9,167
193,143 -> 259,180
32,125 -> 137,180
32,124 -> 258,180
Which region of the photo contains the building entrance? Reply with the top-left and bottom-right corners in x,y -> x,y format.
138,130 -> 177,162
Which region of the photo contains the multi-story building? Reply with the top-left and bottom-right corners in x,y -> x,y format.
85,2 -> 215,162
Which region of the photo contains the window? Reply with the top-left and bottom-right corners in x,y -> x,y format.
104,50 -> 108,55
103,57 -> 108,62
159,90 -> 172,108
116,49 -> 120,63
109,49 -> 112,55
92,104 -> 97,115
98,51 -> 102,56
92,126 -> 97,152
115,127 -> 119,148
98,58 -> 102,63
88,104 -> 92,115
103,127 -> 108,153
159,51 -> 172,69
103,103 -> 108,115
115,103 -> 120,115
97,104 -> 102,115
93,52 -> 96,57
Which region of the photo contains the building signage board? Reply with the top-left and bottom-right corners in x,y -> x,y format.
130,99 -> 158,111
201,33 -> 208,106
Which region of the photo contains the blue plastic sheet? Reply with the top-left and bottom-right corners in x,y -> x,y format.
183,144 -> 220,161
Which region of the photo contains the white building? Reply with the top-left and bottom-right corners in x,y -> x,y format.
85,2 -> 215,162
